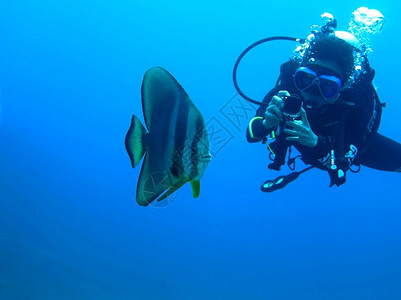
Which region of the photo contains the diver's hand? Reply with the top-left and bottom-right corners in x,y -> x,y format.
262,90 -> 289,130
284,108 -> 318,148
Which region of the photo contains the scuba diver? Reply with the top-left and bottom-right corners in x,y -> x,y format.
235,9 -> 401,192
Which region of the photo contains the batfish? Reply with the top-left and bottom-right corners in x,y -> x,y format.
125,67 -> 211,206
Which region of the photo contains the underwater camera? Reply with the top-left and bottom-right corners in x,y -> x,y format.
281,94 -> 302,122
268,94 -> 302,171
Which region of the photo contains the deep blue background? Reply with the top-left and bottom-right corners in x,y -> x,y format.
1,1 -> 401,299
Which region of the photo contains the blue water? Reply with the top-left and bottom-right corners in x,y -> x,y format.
1,1 -> 401,299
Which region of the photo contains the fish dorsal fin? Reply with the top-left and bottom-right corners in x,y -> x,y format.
141,66 -> 203,131
190,180 -> 201,198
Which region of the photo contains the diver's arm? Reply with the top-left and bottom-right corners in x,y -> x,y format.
246,117 -> 271,142
247,60 -> 298,143
246,88 -> 283,143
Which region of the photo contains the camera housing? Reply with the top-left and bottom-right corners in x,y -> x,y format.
281,94 -> 303,121
268,94 -> 303,171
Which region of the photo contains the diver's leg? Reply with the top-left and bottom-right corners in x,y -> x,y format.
356,133 -> 401,172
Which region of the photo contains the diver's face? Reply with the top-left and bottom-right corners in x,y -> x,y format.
299,59 -> 344,105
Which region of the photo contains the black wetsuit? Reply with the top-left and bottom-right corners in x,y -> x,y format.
247,60 -> 401,186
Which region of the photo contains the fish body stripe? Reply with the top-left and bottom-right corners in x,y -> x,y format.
171,90 -> 189,178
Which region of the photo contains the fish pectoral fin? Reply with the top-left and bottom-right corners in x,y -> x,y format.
190,180 -> 201,198
125,115 -> 147,168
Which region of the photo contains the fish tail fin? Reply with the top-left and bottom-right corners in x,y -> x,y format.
125,115 -> 147,168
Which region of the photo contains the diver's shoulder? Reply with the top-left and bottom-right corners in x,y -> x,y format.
280,59 -> 299,74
